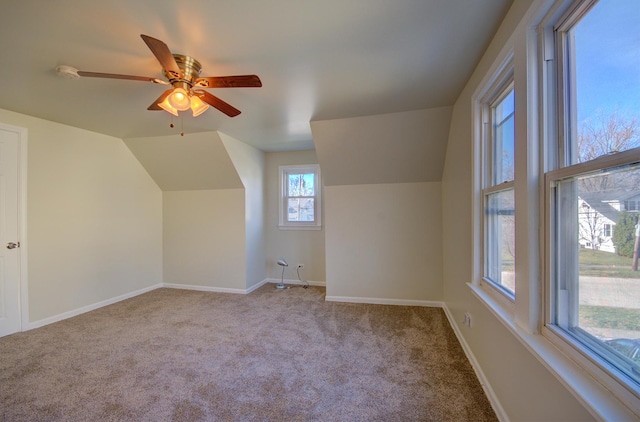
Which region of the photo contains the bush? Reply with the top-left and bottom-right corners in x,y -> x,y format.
612,211 -> 637,258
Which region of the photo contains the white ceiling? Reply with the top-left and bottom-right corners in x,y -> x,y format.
0,0 -> 512,152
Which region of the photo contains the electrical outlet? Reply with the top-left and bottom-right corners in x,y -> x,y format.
463,312 -> 472,328
297,264 -> 304,269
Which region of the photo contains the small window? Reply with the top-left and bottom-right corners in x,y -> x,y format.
279,164 -> 321,230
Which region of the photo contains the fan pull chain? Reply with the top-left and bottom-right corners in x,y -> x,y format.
180,116 -> 184,136
169,115 -> 174,128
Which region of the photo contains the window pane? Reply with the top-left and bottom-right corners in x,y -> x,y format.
287,198 -> 315,222
288,173 -> 315,197
492,89 -> 515,184
572,1 -> 640,163
555,163 -> 640,384
485,189 -> 515,295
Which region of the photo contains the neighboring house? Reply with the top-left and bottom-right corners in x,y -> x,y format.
578,190 -> 640,253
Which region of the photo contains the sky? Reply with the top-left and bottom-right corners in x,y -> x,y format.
574,0 -> 640,123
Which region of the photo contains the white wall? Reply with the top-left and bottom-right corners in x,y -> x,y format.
163,189 -> 246,290
325,182 -> 442,302
441,0 -> 595,420
220,133 -> 266,289
265,151 -> 325,282
0,108 -> 163,323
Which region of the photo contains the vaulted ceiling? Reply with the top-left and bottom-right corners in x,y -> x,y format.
0,0 -> 512,152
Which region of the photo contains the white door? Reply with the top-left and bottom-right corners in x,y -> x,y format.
0,126 -> 21,337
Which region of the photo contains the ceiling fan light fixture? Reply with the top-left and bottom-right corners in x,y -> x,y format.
158,97 -> 179,116
190,94 -> 209,117
167,87 -> 191,111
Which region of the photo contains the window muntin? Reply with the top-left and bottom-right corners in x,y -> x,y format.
483,85 -> 516,297
548,0 -> 640,395
279,164 -> 321,230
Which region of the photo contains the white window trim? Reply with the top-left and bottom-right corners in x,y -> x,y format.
278,164 -> 322,230
470,0 -> 640,419
473,44 -> 517,304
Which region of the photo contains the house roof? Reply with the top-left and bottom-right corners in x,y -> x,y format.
580,190 -> 636,223
0,0 -> 513,152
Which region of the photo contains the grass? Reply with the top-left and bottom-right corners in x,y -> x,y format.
579,249 -> 640,278
580,305 -> 640,332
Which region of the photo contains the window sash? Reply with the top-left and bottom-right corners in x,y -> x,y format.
546,153 -> 640,391
279,165 -> 321,229
482,81 -> 516,299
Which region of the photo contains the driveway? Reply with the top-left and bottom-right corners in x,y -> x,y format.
579,276 -> 639,339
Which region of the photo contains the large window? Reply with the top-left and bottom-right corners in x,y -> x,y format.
546,0 -> 640,401
482,78 -> 516,298
472,0 -> 640,416
279,164 -> 321,230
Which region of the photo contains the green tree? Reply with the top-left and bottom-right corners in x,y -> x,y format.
612,211 -> 637,258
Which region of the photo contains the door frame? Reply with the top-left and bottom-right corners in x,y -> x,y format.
0,122 -> 28,332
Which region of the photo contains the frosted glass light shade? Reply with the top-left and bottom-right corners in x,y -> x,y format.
167,87 -> 190,111
190,95 -> 209,117
158,98 -> 179,116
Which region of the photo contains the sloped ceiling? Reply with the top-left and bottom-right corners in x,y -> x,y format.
0,0 -> 513,152
311,107 -> 452,186
124,132 -> 242,191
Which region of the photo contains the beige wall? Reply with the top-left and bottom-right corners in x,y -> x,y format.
163,189 -> 246,290
311,107 -> 451,186
265,151 -> 325,282
0,108 -> 163,323
220,133 -> 266,289
441,0 -> 594,420
325,182 -> 442,301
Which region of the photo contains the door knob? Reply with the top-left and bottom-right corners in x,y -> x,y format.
6,242 -> 19,249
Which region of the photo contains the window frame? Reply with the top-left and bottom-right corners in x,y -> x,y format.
482,80 -> 517,300
470,0 -> 640,418
541,0 -> 640,402
472,48 -> 518,312
278,164 -> 322,230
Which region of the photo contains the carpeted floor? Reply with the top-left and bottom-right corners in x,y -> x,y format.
0,285 -> 496,421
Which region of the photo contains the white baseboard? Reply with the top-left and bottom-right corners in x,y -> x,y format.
27,283 -> 163,331
325,295 -> 443,307
246,279 -> 270,293
162,283 -> 248,294
441,303 -> 508,422
265,278 -> 326,287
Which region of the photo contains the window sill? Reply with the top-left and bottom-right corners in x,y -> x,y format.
278,225 -> 322,231
468,281 -> 639,421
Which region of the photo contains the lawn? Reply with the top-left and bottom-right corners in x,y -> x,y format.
580,305 -> 640,332
579,249 -> 640,278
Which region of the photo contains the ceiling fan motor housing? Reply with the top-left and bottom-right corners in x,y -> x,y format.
164,54 -> 202,87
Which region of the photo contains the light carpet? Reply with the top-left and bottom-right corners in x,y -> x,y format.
0,285 -> 496,421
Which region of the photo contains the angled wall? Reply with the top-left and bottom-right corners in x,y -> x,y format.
220,133 -> 266,290
312,108 -> 451,302
125,131 -> 266,291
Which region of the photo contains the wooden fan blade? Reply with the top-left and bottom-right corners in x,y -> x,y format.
77,71 -> 161,83
140,34 -> 183,78
147,89 -> 173,110
195,90 -> 241,117
195,75 -> 262,88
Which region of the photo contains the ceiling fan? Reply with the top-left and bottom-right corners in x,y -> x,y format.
58,34 -> 262,118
